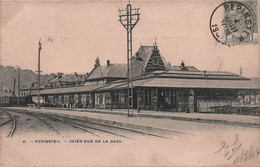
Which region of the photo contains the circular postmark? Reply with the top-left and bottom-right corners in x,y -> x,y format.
210,1 -> 255,45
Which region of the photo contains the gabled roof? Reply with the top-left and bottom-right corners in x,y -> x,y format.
87,64 -> 127,80
0,83 -> 13,97
0,90 -> 12,97
49,77 -> 61,83
49,75 -> 83,83
131,46 -> 170,77
60,75 -> 82,83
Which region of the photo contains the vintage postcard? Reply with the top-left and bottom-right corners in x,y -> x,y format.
0,0 -> 259,166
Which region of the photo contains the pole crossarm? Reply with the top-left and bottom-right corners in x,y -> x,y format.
119,7 -> 140,31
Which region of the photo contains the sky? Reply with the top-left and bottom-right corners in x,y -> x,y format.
0,0 -> 259,77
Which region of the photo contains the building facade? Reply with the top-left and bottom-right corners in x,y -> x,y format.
32,44 -> 259,113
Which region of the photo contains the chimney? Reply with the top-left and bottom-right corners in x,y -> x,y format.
153,37 -> 158,52
74,73 -> 78,83
203,70 -> 207,77
57,73 -> 63,79
107,60 -> 110,67
94,57 -> 100,68
181,61 -> 185,70
86,72 -> 89,77
82,75 -> 85,83
136,52 -> 139,58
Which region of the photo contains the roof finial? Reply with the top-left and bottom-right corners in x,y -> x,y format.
95,57 -> 100,67
153,37 -> 158,52
181,60 -> 185,67
240,66 -> 242,76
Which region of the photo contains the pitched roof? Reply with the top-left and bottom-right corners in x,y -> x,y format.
0,90 -> 12,97
60,75 -> 82,83
94,75 -> 259,92
171,66 -> 200,72
49,75 -> 83,84
131,46 -> 170,77
87,64 -> 127,80
40,75 -> 259,95
40,84 -> 104,95
94,77 -> 154,92
0,84 -> 13,97
139,78 -> 259,89
153,70 -> 249,80
49,77 -> 61,83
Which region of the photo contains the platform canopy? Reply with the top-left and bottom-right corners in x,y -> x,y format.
40,84 -> 105,95
138,77 -> 260,90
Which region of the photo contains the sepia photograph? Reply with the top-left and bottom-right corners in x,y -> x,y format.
0,0 -> 259,166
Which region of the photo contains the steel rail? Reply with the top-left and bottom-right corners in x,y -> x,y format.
44,114 -> 130,139
27,113 -> 64,137
5,109 -> 172,139
5,109 -> 64,137
5,111 -> 16,137
53,114 -> 172,140
0,118 -> 13,127
67,120 -> 130,139
35,114 -> 100,137
86,120 -> 172,139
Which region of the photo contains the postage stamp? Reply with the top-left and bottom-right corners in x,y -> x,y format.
210,0 -> 258,45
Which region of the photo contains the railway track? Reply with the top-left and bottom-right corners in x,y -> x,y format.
34,113 -> 101,137
27,113 -> 65,137
44,114 -> 172,140
0,110 -> 16,137
5,110 -> 65,137
2,109 -> 172,139
36,114 -> 130,139
4,109 -> 101,138
7,112 -> 16,137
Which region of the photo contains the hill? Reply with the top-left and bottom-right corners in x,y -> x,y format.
0,65 -> 54,96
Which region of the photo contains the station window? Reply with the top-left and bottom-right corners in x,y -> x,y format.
166,91 -> 170,96
98,94 -> 103,104
112,91 -> 120,103
64,95 -> 69,103
139,91 -> 144,104
105,96 -> 111,104
145,89 -> 150,103
81,94 -> 87,103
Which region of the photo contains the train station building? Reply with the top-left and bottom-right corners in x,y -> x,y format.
38,43 -> 260,113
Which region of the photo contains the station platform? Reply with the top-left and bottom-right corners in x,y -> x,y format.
4,107 -> 260,136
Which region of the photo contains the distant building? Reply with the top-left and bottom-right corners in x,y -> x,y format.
0,82 -> 13,97
47,73 -> 84,88
20,82 -> 44,97
84,58 -> 127,85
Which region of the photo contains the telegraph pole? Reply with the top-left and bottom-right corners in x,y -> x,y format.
17,66 -> 20,106
36,39 -> 42,108
119,3 -> 140,117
